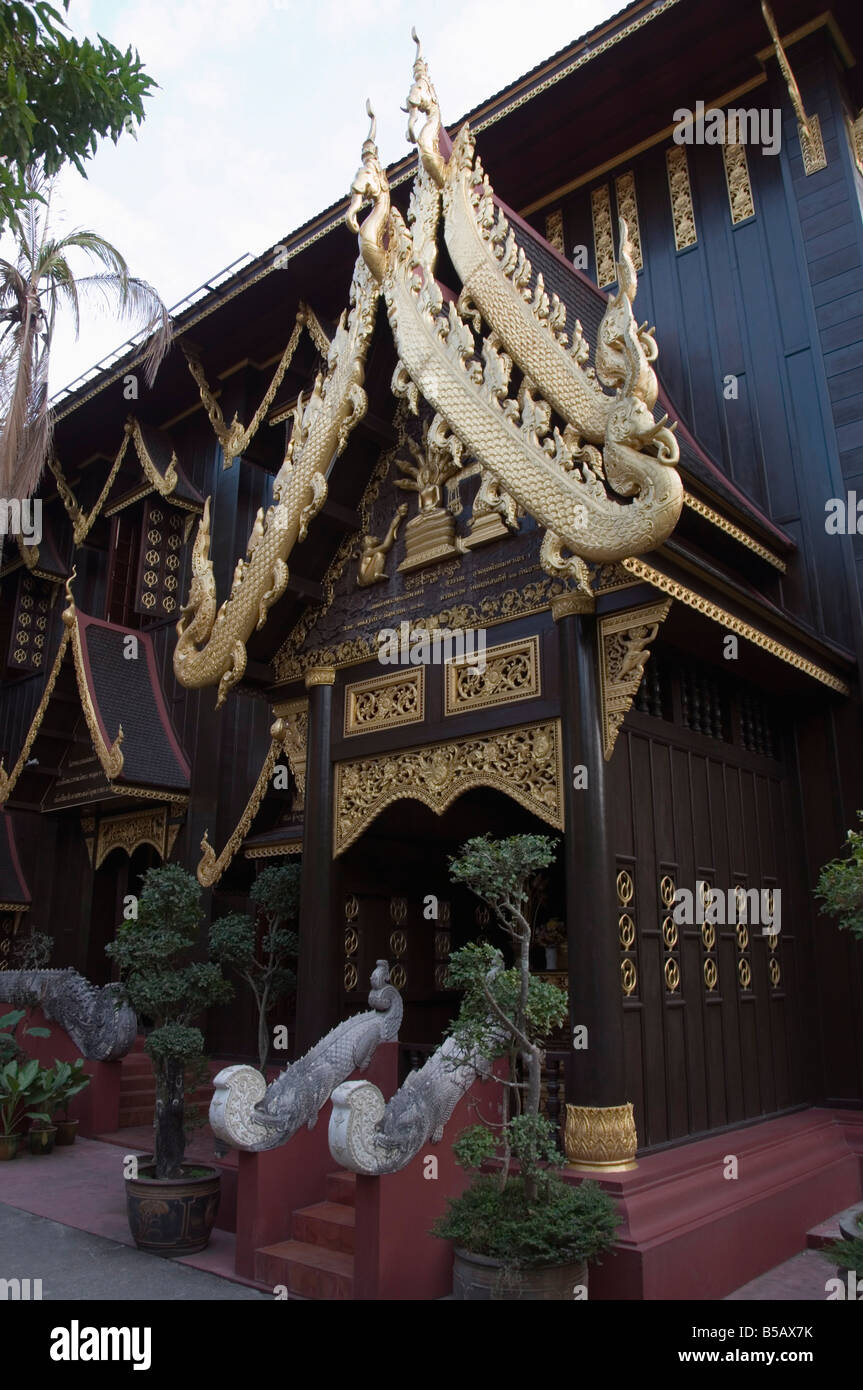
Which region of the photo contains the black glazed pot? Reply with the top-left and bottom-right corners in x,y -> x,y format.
125,1160 -> 220,1257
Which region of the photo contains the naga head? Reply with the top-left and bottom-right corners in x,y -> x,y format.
404,28 -> 444,184
346,101 -> 391,281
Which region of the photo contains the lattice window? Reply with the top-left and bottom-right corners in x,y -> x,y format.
679,660 -> 728,741
633,648 -> 670,720
738,687 -> 779,758
135,500 -> 184,619
7,573 -> 53,676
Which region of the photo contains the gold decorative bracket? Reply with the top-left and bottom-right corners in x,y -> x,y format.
197,719 -> 288,886
50,417 -> 179,546
182,303 -> 331,470
272,697 -> 309,806
598,599 -> 673,760
760,1 -> 827,175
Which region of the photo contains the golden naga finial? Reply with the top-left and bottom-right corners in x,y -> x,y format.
405,27 -> 444,185
62,566 -> 78,626
346,99 -> 391,282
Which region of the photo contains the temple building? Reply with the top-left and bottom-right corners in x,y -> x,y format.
1,0 -> 862,1297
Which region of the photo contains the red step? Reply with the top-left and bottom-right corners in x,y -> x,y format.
292,1201 -> 355,1254
325,1170 -> 356,1207
254,1241 -> 354,1300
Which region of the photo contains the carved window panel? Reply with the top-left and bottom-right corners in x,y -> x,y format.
722,142 -> 755,224
135,500 -> 186,619
444,635 -> 540,716
544,208 -> 565,253
7,573 -> 53,675
666,147 -> 697,250
343,668 -> 424,737
614,171 -> 643,270
591,185 -> 616,288
617,862 -> 639,1000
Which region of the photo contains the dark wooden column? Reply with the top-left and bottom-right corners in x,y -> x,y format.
552,592 -> 637,1170
295,665 -> 337,1053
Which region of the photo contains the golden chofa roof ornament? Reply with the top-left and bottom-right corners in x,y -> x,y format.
346,35 -> 683,593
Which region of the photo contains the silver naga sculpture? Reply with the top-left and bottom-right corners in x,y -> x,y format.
209,960 -> 403,1152
329,1034 -> 494,1175
0,968 -> 137,1061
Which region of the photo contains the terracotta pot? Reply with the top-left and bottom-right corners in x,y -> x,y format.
452,1247 -> 588,1300
54,1118 -> 79,1146
0,1134 -> 20,1161
126,1160 -> 221,1258
28,1124 -> 57,1155
838,1202 -> 863,1244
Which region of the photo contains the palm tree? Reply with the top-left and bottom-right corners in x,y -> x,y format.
0,165 -> 171,499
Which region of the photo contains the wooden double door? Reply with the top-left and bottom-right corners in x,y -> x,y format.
611,704 -> 817,1150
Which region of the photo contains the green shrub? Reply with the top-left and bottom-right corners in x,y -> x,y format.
433,1174 -> 619,1269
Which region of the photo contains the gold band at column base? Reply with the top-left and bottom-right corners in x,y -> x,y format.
304,666 -> 336,689
565,1101 -> 638,1172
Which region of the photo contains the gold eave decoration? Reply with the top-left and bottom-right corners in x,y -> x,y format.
173,259 -> 378,708
0,570 -> 123,806
182,302 -> 331,470
682,493 -> 786,572
94,806 -> 171,870
333,718 -> 564,856
197,718 -> 290,886
760,1 -> 827,176
50,416 -> 180,546
347,37 -> 682,602
621,555 -> 850,695
598,600 -> 672,760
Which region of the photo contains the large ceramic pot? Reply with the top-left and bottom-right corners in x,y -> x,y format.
0,1134 -> 19,1161
55,1118 -> 79,1146
28,1123 -> 57,1155
453,1248 -> 588,1301
126,1160 -> 220,1258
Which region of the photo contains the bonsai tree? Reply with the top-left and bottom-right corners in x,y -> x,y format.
434,834 -> 619,1280
209,862 -> 299,1073
105,864 -> 232,1179
815,811 -> 863,940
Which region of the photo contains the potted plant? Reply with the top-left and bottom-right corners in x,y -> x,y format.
535,917 -> 565,971
433,835 -> 619,1299
0,1006 -> 51,1065
0,1057 -> 52,1160
27,1068 -> 59,1155
50,1058 -> 91,1145
209,861 -> 299,1073
105,864 -> 233,1257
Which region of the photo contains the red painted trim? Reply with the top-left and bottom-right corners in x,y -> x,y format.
2,809 -> 31,904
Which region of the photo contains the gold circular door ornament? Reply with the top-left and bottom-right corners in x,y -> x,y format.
390,897 -> 407,924
390,964 -> 407,990
735,885 -> 748,922
766,931 -> 779,950
389,929 -> 407,958
736,923 -> 750,952
475,905 -> 491,927
434,963 -> 449,990
344,895 -> 359,922
618,913 -> 636,949
662,916 -> 678,950
703,958 -> 718,992
701,922 -> 716,950
700,880 -> 712,911
344,926 -> 359,956
620,958 -> 637,996
769,957 -> 781,988
438,901 -> 451,924
434,932 -> 451,960
664,957 -> 681,993
738,958 -> 752,990
659,875 -> 676,908
343,962 -> 359,992
616,870 -> 634,906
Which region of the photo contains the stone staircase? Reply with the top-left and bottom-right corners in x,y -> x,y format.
254,1170 -> 357,1299
118,1036 -> 216,1127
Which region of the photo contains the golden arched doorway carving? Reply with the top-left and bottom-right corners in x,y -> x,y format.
333,719 -> 563,856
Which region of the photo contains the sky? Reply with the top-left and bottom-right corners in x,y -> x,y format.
23,0 -> 622,395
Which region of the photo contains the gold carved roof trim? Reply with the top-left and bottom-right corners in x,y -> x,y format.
0,619 -> 72,806
333,718 -> 564,856
621,556 -> 850,695
174,257 -> 378,708
94,806 -> 169,870
197,718 -> 289,886
682,493 -> 786,571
